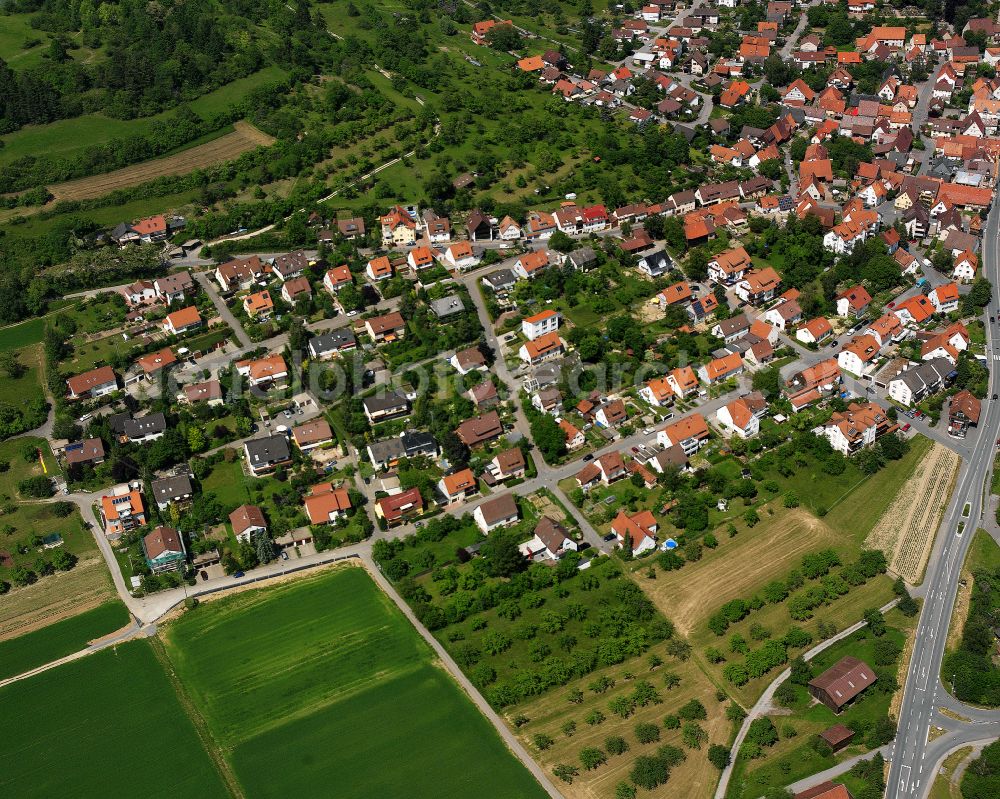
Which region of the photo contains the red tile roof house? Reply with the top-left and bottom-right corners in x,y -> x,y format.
375,487 -> 425,526
162,306 -> 202,336
657,413 -> 710,455
67,365 -> 118,400
304,483 -> 352,525
473,493 -> 520,534
215,255 -> 266,292
518,331 -> 566,365
100,489 -> 146,540
794,782 -> 852,799
143,525 -> 187,573
323,265 -> 353,293
611,510 -> 658,555
230,504 -> 267,543
291,419 -> 334,452
280,276 -> 313,305
698,352 -> 744,385
438,468 -> 478,504
835,285 -> 872,318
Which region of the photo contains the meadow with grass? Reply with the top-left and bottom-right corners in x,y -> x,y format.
0,600 -> 129,680
0,640 -> 230,799
162,565 -> 548,797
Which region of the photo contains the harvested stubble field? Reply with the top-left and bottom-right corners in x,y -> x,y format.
0,555 -> 117,639
645,508 -> 837,638
47,121 -> 275,201
864,442 -> 959,584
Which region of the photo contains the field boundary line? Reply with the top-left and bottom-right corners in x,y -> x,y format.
149,637 -> 246,799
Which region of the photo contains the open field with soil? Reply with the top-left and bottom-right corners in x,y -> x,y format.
48,121 -> 275,201
0,600 -> 129,680
0,640 -> 230,798
864,442 -> 960,584
163,564 -> 547,797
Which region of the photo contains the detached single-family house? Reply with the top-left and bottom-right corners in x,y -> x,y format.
163,306 -> 202,336
611,510 -> 658,555
143,526 -> 186,573
304,483 -> 352,525
100,490 -> 146,539
375,487 -> 425,526
473,493 -> 520,533
439,468 -> 478,504
67,366 -> 118,400
519,331 -> 566,365
150,474 -> 193,511
522,310 -> 560,341
716,398 -> 760,438
244,434 -> 293,477
230,504 -> 267,543
797,317 -> 833,344
527,516 -> 578,560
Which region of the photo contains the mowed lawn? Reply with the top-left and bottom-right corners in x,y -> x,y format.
0,600 -> 130,680
0,640 -> 229,799
162,565 -> 548,798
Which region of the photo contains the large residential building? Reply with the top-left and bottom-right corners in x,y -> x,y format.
822,402 -> 893,454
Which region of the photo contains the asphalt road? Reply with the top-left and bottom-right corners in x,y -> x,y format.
885,203 -> 1000,798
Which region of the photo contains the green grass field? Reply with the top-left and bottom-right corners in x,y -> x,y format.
0,13 -> 45,70
0,343 -> 46,409
163,566 -> 547,797
0,66 -> 287,169
0,640 -> 230,798
0,317 -> 47,352
0,601 -> 130,680
0,435 -> 57,497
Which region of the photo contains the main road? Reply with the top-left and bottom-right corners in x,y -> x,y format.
886,204 -> 1000,797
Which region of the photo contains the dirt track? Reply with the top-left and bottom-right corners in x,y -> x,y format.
48,121 -> 276,202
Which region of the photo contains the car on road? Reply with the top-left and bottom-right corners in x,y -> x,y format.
415,521 -> 425,529
829,339 -> 838,347
902,423 -> 911,432
582,453 -> 594,461
347,310 -> 358,316
994,394 -> 998,400
631,446 -> 639,453
866,387 -> 875,394
280,550 -> 288,560
233,571 -> 245,578
914,410 -> 924,418
991,317 -> 995,324
887,301 -> 895,308
643,428 -> 654,435
603,533 -> 617,542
